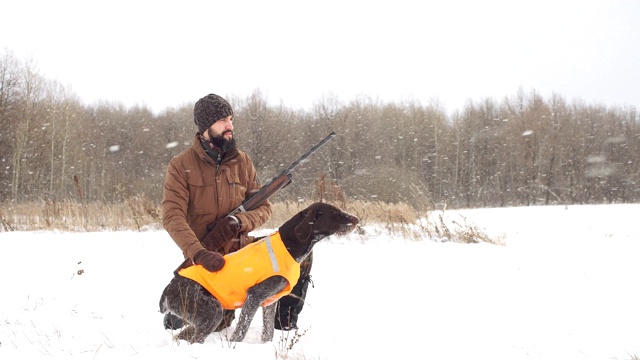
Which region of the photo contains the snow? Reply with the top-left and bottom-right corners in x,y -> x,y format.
1,204 -> 639,360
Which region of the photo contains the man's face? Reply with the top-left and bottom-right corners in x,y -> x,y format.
204,115 -> 235,151
205,115 -> 234,141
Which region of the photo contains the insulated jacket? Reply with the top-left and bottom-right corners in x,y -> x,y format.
162,134 -> 272,260
178,231 -> 301,309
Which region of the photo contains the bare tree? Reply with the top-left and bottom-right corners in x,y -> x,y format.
0,49 -> 21,200
11,57 -> 46,202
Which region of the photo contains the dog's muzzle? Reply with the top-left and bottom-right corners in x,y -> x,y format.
337,212 -> 360,235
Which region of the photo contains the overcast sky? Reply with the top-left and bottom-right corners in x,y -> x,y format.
2,0 -> 638,114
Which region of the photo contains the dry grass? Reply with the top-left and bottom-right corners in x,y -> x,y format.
261,200 -> 417,229
0,197 -> 162,232
418,210 -> 505,245
0,197 -> 499,244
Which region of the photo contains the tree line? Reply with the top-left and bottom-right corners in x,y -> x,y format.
1,49 -> 639,210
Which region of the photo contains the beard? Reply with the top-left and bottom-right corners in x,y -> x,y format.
207,128 -> 237,153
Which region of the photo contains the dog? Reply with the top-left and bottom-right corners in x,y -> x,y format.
159,202 -> 359,344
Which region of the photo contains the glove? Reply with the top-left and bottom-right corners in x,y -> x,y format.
202,216 -> 241,251
193,249 -> 225,272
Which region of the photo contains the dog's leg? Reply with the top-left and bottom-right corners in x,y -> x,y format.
230,276 -> 288,342
261,302 -> 277,342
160,277 -> 224,344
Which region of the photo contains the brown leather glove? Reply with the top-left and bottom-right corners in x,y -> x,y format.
202,216 -> 241,251
192,249 -> 225,272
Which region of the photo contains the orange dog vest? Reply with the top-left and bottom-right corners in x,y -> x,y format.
178,231 -> 301,310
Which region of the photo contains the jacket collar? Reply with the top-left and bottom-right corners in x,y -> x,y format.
191,133 -> 239,164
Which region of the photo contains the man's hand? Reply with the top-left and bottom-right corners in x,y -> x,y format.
202,216 -> 241,251
193,249 -> 225,272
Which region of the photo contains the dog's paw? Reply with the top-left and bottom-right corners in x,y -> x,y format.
174,326 -> 206,344
260,322 -> 276,342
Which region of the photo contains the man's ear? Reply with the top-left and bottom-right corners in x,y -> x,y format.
294,209 -> 316,242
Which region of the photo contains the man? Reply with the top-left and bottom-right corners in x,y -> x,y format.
161,93 -> 272,331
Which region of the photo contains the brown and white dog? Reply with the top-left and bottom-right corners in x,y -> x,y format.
159,202 -> 359,344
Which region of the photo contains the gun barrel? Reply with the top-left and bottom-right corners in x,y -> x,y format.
230,131 -> 336,215
279,131 -> 336,175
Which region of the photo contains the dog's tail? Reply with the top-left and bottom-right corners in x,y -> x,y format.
159,279 -> 174,314
159,289 -> 169,313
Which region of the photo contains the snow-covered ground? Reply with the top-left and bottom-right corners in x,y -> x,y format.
0,204 -> 638,360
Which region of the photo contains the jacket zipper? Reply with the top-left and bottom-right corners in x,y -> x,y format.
215,153 -> 223,214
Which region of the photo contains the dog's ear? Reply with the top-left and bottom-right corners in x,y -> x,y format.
293,207 -> 317,242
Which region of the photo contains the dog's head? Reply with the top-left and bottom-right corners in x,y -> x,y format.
279,202 -> 359,262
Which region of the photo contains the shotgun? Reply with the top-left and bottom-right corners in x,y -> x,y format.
174,131 -> 336,274
228,131 -> 336,217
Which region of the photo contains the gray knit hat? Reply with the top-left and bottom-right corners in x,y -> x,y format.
193,94 -> 234,132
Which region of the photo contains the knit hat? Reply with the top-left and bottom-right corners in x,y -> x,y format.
193,94 -> 234,133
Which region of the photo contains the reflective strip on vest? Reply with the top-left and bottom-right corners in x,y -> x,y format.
265,236 -> 279,272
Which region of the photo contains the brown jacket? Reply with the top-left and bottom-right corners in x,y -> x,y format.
162,134 -> 272,260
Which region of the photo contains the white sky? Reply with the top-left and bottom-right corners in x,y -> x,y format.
1,0 -> 639,114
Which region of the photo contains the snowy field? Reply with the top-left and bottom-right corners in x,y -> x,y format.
0,203 -> 638,360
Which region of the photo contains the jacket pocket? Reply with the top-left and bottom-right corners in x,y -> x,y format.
187,173 -> 216,215
226,172 -> 247,209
